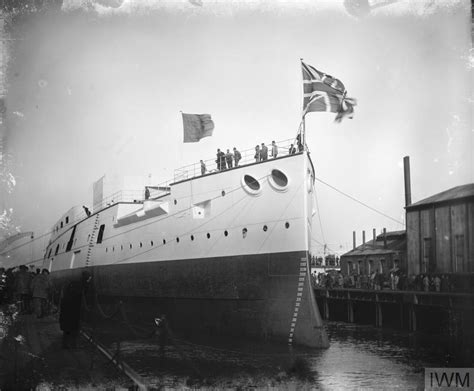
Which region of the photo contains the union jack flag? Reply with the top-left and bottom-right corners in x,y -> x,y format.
302,60 -> 356,122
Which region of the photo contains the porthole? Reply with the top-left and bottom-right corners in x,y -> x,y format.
130,244 -> 133,249
121,245 -> 123,251
151,241 -> 154,246
263,225 -> 268,232
176,237 -> 180,243
106,247 -> 108,253
242,228 -> 248,238
241,174 -> 261,195
224,230 -> 228,237
285,222 -> 290,229
174,199 -> 177,205
207,233 -> 211,239
191,235 -> 194,241
163,239 -> 166,245
112,246 -> 115,252
140,242 -> 143,248
221,190 -> 226,196
268,169 -> 289,192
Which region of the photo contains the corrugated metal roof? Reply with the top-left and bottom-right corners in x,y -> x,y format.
342,230 -> 406,258
406,183 -> 474,210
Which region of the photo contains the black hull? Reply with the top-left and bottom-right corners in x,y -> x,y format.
53,251 -> 328,348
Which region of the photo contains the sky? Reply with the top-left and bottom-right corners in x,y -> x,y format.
0,0 -> 472,256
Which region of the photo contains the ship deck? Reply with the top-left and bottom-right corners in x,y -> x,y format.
66,138 -> 302,226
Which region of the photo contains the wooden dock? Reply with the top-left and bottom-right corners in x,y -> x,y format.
314,288 -> 474,334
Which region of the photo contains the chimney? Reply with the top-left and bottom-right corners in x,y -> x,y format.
353,231 -> 356,249
403,156 -> 412,207
362,230 -> 366,247
373,228 -> 376,244
383,227 -> 387,248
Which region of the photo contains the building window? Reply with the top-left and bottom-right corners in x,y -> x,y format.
454,235 -> 464,272
379,259 -> 385,273
422,238 -> 431,274
347,261 -> 352,275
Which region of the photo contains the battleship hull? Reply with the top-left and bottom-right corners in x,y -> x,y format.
3,151 -> 329,348
54,250 -> 326,347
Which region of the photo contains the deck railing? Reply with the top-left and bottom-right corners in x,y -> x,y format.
173,138 -> 299,182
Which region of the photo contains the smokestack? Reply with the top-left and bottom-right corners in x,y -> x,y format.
373,228 -> 376,244
353,231 -> 356,249
383,227 -> 387,248
403,156 -> 412,207
362,230 -> 366,247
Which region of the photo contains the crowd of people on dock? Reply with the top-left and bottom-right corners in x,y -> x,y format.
0,265 -> 53,317
0,265 -> 91,349
312,269 -> 469,293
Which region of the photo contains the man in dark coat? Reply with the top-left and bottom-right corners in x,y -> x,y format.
59,271 -> 91,348
233,147 -> 241,166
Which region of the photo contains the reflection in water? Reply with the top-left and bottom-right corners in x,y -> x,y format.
98,321 -> 473,389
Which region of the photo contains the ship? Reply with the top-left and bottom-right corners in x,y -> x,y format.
0,139 -> 329,348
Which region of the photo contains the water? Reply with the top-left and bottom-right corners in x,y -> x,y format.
97,321 -> 473,390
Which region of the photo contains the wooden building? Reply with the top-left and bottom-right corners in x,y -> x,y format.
340,230 -> 407,277
406,183 -> 474,275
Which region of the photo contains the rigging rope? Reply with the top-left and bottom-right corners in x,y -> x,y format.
314,176 -> 405,226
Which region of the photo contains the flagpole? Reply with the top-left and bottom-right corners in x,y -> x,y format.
300,58 -> 306,151
302,113 -> 306,151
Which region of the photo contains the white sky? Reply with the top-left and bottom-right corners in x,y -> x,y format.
2,0 -> 472,256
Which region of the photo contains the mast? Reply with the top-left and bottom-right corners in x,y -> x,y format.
300,58 -> 306,150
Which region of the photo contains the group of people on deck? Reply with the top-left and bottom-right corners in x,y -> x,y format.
215,147 -> 242,171
199,137 -> 304,176
200,147 -> 242,174
254,141 -> 279,162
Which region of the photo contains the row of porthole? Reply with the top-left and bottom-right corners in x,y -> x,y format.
242,169 -> 289,195
170,169 -> 289,205
103,222 -> 291,253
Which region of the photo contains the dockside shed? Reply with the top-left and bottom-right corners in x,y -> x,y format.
340,230 -> 407,277
405,183 -> 474,275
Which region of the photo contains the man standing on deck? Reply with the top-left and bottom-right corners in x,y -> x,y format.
271,141 -> 278,158
254,145 -> 260,162
225,149 -> 233,169
216,149 -> 222,170
260,143 -> 268,161
233,147 -> 241,166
